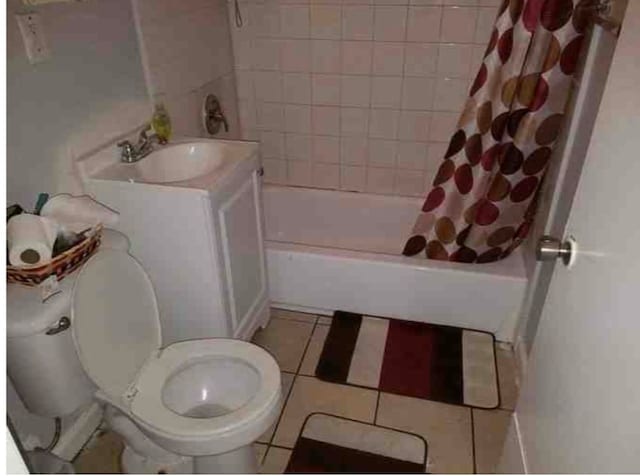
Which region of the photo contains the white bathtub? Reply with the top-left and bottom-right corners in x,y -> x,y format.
262,185 -> 528,342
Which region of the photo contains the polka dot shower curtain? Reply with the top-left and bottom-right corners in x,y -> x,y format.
403,0 -> 592,263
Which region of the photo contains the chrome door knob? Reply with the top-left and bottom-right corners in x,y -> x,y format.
536,235 -> 577,266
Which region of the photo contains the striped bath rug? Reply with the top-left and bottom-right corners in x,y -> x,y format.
286,413 -> 427,473
315,311 -> 499,409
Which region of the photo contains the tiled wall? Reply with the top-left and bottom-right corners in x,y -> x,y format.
229,0 -> 500,196
133,0 -> 240,139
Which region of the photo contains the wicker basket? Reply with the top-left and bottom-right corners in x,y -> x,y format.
7,225 -> 103,287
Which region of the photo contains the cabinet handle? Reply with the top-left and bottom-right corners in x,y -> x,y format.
46,317 -> 70,335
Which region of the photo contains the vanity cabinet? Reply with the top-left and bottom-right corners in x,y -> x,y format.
83,139 -> 269,345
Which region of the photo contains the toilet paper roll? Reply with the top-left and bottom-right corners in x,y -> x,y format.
7,214 -> 59,268
41,194 -> 119,233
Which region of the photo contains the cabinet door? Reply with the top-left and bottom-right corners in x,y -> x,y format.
218,172 -> 268,335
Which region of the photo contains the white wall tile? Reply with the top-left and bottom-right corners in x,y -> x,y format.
263,159 -> 288,184
311,5 -> 342,39
341,136 -> 369,164
341,76 -> 371,107
285,104 -> 312,133
397,141 -> 428,169
260,130 -> 285,158
369,108 -> 399,139
250,1 -> 282,38
366,167 -> 395,193
341,107 -> 370,136
341,166 -> 367,192
394,168 -> 427,196
257,102 -> 285,130
475,7 -> 496,44
288,161 -> 313,186
402,77 -> 434,110
312,40 -> 342,73
437,43 -> 474,77
371,76 -> 403,108
407,7 -> 442,42
372,42 -> 405,75
285,133 -> 313,160
343,5 -> 374,40
429,111 -> 458,141
313,135 -> 341,163
281,5 -> 311,38
440,7 -> 478,43
312,74 -> 342,105
313,106 -> 341,135
312,163 -> 340,188
426,141 -> 448,168
252,39 -> 282,71
254,71 -> 283,102
398,110 -> 431,141
433,77 -> 468,111
283,73 -> 312,104
342,41 -> 373,74
404,43 -> 438,76
373,6 -> 408,41
368,139 -> 397,167
282,40 -> 312,72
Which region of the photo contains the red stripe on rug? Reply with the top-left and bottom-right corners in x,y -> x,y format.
379,320 -> 435,399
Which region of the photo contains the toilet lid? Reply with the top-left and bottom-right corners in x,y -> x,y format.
71,250 -> 162,400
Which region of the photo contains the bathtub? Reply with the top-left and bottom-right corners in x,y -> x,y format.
262,185 -> 528,342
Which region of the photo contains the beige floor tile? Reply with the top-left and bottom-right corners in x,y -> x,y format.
317,315 -> 333,325
376,393 -> 473,474
273,376 -> 378,448
259,372 -> 296,443
496,347 -> 519,410
473,409 -> 512,474
255,443 -> 269,465
73,430 -> 123,474
271,308 -> 318,324
299,324 -> 330,375
261,447 -> 292,474
252,318 -> 314,372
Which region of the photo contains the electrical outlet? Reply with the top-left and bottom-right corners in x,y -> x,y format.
16,13 -> 51,64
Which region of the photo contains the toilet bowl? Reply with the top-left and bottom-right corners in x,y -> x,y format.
70,250 -> 282,473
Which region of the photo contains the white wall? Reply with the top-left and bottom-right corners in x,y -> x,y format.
6,0 -> 150,209
228,0 -> 500,196
133,0 -> 240,140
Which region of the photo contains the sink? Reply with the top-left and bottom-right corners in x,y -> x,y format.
136,142 -> 228,183
81,137 -> 259,188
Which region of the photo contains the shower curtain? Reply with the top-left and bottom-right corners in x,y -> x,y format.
403,0 -> 592,263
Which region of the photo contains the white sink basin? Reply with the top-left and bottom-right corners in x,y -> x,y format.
136,142 -> 228,183
83,138 -> 259,189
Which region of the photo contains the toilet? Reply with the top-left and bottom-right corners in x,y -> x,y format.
71,249 -> 282,473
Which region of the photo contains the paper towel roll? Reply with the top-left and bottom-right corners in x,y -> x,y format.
41,194 -> 119,233
7,214 -> 59,268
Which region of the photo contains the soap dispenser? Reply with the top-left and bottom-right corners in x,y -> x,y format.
151,98 -> 172,144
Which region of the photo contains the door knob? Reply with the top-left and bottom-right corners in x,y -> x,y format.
536,235 -> 577,267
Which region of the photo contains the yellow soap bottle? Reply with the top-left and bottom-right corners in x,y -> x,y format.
151,100 -> 171,144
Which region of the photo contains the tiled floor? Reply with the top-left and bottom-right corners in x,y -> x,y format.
252,309 -> 519,474
72,308 -> 518,474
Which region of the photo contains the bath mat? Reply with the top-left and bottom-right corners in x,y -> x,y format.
315,311 -> 499,409
285,413 -> 427,474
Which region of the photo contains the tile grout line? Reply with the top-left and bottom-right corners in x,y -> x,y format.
470,407 -> 478,474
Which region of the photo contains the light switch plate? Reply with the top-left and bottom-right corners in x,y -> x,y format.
16,13 -> 51,64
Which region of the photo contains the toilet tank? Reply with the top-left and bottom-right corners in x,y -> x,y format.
6,229 -> 131,417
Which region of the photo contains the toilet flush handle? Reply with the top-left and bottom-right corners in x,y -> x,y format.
46,316 -> 71,335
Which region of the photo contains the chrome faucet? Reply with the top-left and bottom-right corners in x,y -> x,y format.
117,124 -> 159,163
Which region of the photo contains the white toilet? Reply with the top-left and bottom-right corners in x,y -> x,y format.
71,249 -> 282,473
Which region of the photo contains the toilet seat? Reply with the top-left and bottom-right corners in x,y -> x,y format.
71,250 -> 282,456
129,339 -> 281,438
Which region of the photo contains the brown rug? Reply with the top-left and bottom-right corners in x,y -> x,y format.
315,311 -> 499,409
285,413 -> 427,474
